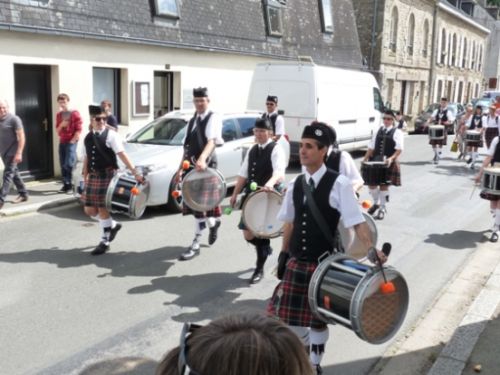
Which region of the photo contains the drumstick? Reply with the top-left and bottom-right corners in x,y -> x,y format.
469,184 -> 477,200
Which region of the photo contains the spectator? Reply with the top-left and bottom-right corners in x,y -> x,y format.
156,313 -> 314,375
0,99 -> 28,210
56,93 -> 83,193
101,99 -> 118,129
395,111 -> 407,131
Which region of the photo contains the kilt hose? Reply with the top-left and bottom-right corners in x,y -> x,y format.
485,128 -> 499,149
82,169 -> 115,208
267,257 -> 327,330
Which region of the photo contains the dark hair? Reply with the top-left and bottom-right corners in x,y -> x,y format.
101,99 -> 112,109
156,313 -> 313,375
57,93 -> 70,101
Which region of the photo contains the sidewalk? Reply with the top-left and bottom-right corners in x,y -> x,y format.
0,179 -> 77,218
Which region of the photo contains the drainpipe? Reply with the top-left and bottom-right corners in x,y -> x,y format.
428,1 -> 439,103
370,0 -> 379,72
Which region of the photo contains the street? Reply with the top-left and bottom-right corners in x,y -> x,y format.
0,134 -> 493,375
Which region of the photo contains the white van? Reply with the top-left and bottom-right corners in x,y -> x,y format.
247,61 -> 385,159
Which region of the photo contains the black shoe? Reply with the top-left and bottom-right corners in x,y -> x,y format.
250,268 -> 263,284
377,207 -> 386,220
208,220 -> 221,245
367,204 -> 379,216
91,242 -> 110,255
59,184 -> 72,193
0,201 -> 4,210
179,248 -> 199,261
13,195 -> 28,203
109,223 -> 122,242
490,232 -> 499,243
466,157 -> 473,164
316,365 -> 323,375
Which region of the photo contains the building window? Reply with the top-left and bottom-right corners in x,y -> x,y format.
318,0 -> 333,34
462,38 -> 468,68
479,45 -> 483,71
389,7 -> 398,52
451,34 -> 457,66
422,20 -> 429,58
471,41 -> 476,70
93,67 -> 121,123
154,0 -> 179,18
440,29 -> 446,64
263,0 -> 283,37
407,13 -> 415,56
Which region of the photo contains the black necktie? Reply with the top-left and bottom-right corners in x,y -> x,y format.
308,177 -> 315,192
257,146 -> 263,157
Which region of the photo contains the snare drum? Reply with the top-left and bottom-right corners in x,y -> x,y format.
242,190 -> 284,238
338,213 -> 378,259
182,168 -> 227,212
362,161 -> 389,186
428,125 -> 445,140
481,167 -> 500,195
105,173 -> 150,219
308,254 -> 409,344
465,130 -> 481,143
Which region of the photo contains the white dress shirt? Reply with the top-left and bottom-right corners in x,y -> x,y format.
431,108 -> 456,124
238,139 -> 286,179
278,164 -> 365,228
186,110 -> 224,145
82,128 -> 124,157
486,136 -> 500,156
483,114 -> 500,130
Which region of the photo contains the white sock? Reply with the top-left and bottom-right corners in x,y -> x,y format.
438,148 -> 442,158
91,214 -> 99,221
99,218 -> 113,244
495,210 -> 500,227
111,219 -> 118,228
310,328 -> 329,366
369,188 -> 380,205
433,147 -> 438,156
207,217 -> 216,228
380,190 -> 389,206
195,218 -> 206,237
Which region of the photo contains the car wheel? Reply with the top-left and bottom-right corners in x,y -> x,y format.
166,179 -> 183,213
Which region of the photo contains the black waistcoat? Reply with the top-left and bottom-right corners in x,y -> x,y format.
290,171 -> 340,261
262,112 -> 278,134
84,128 -> 118,172
373,127 -> 396,159
492,141 -> 500,165
246,142 -> 276,189
470,115 -> 483,130
434,108 -> 449,124
183,112 -> 216,164
325,149 -> 342,173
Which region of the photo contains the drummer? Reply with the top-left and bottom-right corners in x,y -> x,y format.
229,118 -> 286,284
82,105 -> 144,255
474,134 -> 500,243
483,104 -> 500,149
175,87 -> 224,261
463,105 -> 484,169
363,110 -> 404,220
426,97 -> 455,164
267,124 -> 387,374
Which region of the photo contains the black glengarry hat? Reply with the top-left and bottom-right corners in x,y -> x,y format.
266,95 -> 278,104
254,118 -> 272,130
383,109 -> 395,118
302,123 -> 330,146
89,104 -> 105,116
310,121 -> 335,145
193,87 -> 209,98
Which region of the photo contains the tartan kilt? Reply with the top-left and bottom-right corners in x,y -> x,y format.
466,140 -> 483,148
429,133 -> 448,146
384,161 -> 401,186
181,168 -> 222,218
267,258 -> 327,329
479,191 -> 500,201
485,128 -> 499,149
82,169 -> 115,208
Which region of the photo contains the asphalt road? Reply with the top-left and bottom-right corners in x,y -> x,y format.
0,134 -> 492,375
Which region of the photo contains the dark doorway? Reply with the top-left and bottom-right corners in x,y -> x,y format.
400,80 -> 407,114
154,71 -> 174,118
14,64 -> 53,181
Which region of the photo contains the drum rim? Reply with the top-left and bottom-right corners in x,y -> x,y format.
182,167 -> 227,212
106,173 -> 150,219
129,181 -> 150,219
350,267 -> 409,344
241,190 -> 284,238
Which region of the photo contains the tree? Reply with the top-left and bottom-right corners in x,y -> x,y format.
487,0 -> 500,6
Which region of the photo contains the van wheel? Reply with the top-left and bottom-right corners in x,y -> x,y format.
166,179 -> 183,213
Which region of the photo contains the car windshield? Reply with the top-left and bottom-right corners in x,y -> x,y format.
423,104 -> 439,114
128,117 -> 187,145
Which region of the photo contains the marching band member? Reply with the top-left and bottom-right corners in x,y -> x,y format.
456,104 -> 473,160
262,95 -> 285,141
426,97 -> 455,164
464,105 -> 484,169
267,124 -> 387,375
82,105 -> 143,255
363,110 -> 404,220
483,104 -> 500,149
475,134 -> 500,243
175,87 -> 224,261
230,118 -> 286,284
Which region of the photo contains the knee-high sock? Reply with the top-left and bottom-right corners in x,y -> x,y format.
99,217 -> 113,244
495,209 -> 500,231
195,218 -> 206,238
369,188 -> 380,205
289,326 -> 310,348
438,146 -> 443,157
310,328 -> 329,366
379,190 -> 389,208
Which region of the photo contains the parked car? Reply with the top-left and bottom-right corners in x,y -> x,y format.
73,111 -> 290,217
412,102 -> 465,134
482,91 -> 500,100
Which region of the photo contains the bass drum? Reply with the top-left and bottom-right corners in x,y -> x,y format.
182,168 -> 227,212
308,254 -> 409,344
105,173 -> 150,219
337,212 -> 378,259
242,190 -> 284,238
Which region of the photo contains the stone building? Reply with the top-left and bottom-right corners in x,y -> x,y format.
353,0 -> 489,119
0,0 -> 362,180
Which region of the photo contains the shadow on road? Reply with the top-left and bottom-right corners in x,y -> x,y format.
428,163 -> 477,177
424,229 -> 489,250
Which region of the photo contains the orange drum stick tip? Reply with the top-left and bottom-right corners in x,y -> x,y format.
182,160 -> 190,170
171,190 -> 181,198
380,281 -> 396,294
361,200 -> 372,209
130,187 -> 140,195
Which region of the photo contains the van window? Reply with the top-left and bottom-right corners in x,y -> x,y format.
373,88 -> 384,112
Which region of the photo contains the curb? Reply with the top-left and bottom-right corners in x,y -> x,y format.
427,260 -> 500,375
0,197 -> 77,218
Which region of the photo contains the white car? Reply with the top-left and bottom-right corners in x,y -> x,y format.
74,111 -> 290,218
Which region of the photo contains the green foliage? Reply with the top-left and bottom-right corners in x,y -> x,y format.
487,0 -> 500,6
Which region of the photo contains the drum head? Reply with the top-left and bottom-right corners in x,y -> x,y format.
242,190 -> 284,238
338,213 -> 378,259
182,168 -> 227,212
130,181 -> 150,219
351,267 -> 409,344
106,174 -> 150,219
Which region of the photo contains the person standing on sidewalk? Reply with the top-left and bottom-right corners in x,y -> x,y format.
56,93 -> 82,193
0,99 -> 28,210
82,105 -> 143,255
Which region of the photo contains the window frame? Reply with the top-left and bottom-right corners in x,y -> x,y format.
92,67 -> 121,123
318,0 -> 334,34
407,13 -> 415,56
154,0 -> 180,19
263,0 -> 283,37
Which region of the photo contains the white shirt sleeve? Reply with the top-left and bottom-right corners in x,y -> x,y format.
339,152 -> 364,186
274,115 -> 285,136
487,137 -> 499,156
431,109 -> 438,120
447,109 -> 456,123
393,128 -> 404,151
368,127 -> 379,149
106,130 -> 125,154
238,148 -> 250,178
205,112 -> 224,145
277,179 -> 296,223
271,143 -> 286,178
329,174 -> 365,228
